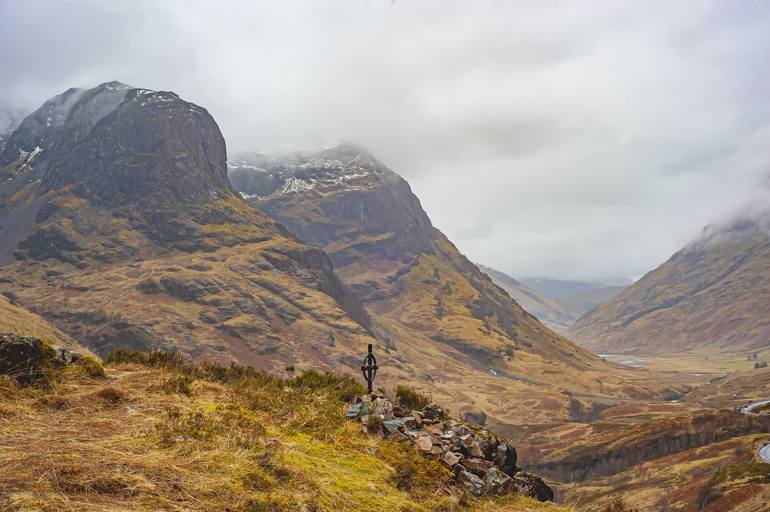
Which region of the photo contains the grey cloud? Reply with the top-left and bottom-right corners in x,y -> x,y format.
1,0 -> 769,280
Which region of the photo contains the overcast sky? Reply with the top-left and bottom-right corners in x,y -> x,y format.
2,0 -> 769,280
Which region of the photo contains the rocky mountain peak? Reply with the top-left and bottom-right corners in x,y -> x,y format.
229,142 -> 400,200
40,84 -> 229,207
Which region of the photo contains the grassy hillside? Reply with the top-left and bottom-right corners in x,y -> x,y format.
0,353 -> 567,512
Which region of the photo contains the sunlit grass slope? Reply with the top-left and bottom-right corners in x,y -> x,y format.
0,353 -> 568,512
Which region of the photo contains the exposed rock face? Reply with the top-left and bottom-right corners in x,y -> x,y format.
345,392 -> 554,501
229,144 -> 647,426
569,215 -> 770,355
0,84 -> 376,371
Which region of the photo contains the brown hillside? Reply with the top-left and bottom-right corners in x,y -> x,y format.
568,219 -> 770,356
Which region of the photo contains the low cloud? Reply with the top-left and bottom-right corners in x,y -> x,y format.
2,0 -> 769,279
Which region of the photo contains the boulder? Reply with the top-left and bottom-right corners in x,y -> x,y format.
441,451 -> 462,468
482,467 -> 512,496
414,436 -> 433,452
422,402 -> 445,421
456,469 -> 484,496
0,332 -> 81,386
382,417 -> 414,435
464,409 -> 487,426
494,443 -> 518,477
371,397 -> 395,420
510,473 -> 554,502
460,457 -> 493,476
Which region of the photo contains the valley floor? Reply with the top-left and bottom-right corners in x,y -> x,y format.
502,351 -> 770,512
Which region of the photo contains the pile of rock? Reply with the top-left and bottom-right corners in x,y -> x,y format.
346,393 -> 554,502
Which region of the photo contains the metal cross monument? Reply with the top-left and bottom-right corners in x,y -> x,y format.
360,343 -> 378,394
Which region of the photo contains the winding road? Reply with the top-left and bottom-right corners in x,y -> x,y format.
759,444 -> 770,464
738,400 -> 770,416
737,400 -> 770,463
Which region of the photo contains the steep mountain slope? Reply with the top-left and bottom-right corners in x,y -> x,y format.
0,83 -> 380,377
229,144 -> 662,424
477,265 -> 578,332
569,216 -> 770,355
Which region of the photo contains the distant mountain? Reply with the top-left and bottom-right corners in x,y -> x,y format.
520,277 -> 631,322
520,277 -> 633,300
568,215 -> 770,355
229,144 -> 660,424
0,84 -> 380,376
476,265 -> 578,332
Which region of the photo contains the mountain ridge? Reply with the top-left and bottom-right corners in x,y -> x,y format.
568,213 -> 770,355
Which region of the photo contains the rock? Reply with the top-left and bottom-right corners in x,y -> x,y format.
482,467 -> 512,496
464,409 -> 487,426
460,457 -> 493,476
494,443 -> 518,477
415,436 -> 433,452
345,401 -> 371,419
441,451 -> 462,468
424,422 -> 444,435
456,469 -> 484,496
0,332 -> 81,386
510,473 -> 554,502
371,397 -> 395,420
386,430 -> 410,444
382,417 -> 414,435
422,402 -> 445,421
460,436 -> 485,459
478,436 -> 500,459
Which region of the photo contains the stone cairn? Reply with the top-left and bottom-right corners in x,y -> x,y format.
346,392 -> 554,502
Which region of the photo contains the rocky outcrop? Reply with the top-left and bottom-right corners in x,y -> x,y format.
0,332 -> 82,385
345,393 -> 553,502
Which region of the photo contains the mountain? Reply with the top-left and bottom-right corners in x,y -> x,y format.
0,107 -> 27,154
520,277 -> 632,300
476,265 -> 578,332
552,285 -> 629,318
229,144 -> 661,425
0,83 -> 382,377
568,215 -> 770,355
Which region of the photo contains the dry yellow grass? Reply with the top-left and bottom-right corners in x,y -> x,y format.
0,358 -> 569,512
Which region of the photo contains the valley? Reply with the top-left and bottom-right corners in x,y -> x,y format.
0,82 -> 768,512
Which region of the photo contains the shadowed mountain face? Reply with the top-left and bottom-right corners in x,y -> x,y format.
569,215 -> 770,355
0,84 -> 376,372
230,145 -> 660,425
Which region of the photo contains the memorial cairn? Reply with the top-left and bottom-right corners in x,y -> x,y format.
345,345 -> 554,502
